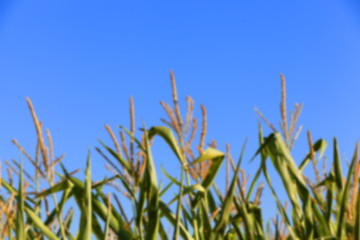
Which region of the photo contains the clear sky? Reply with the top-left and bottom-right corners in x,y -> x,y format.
1,0 -> 360,222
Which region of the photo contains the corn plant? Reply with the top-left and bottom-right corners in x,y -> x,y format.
0,71 -> 359,239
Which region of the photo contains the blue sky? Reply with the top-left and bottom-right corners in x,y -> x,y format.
1,0 -> 360,224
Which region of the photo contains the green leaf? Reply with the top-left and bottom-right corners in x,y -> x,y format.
265,133 -> 314,238
78,150 -> 92,240
44,189 -> 74,226
99,139 -> 131,173
16,155 -> 25,240
214,139 -> 247,234
299,139 -> 327,171
159,221 -> 169,240
192,147 -> 225,207
25,207 -> 60,240
325,178 -> 334,229
119,126 -> 145,152
168,184 -> 206,206
115,174 -> 136,198
148,126 -> 184,165
200,200 -> 212,239
232,198 -> 255,240
60,163 -> 132,239
247,121 -> 267,201
143,123 -> 160,240
333,138 -> 343,190
311,201 -> 331,237
160,181 -> 174,197
159,201 -> 194,240
89,212 -> 105,240
104,200 -> 111,240
355,184 -> 360,240
336,142 -> 358,238
262,163 -> 297,239
36,180 -> 73,198
173,167 -> 185,240
0,178 -> 35,204
65,210 -> 75,240
161,166 -> 180,186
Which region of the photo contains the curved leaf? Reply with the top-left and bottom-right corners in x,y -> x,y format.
148,126 -> 184,165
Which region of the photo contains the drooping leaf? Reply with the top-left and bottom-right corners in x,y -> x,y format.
191,148 -> 225,208
265,132 -> 314,238
148,126 -> 184,165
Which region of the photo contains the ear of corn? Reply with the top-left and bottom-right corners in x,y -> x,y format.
1,72 -> 360,239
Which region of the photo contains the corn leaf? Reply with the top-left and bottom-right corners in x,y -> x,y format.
143,124 -> 160,240
214,139 -> 247,234
299,139 -> 327,171
99,139 -> 131,173
77,151 -> 92,240
159,201 -> 194,240
16,155 -> 25,240
333,138 -> 343,190
148,126 -> 184,165
336,143 -> 358,238
193,147 -> 225,191
173,167 -> 184,240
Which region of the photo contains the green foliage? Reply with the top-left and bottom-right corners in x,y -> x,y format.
1,73 -> 359,239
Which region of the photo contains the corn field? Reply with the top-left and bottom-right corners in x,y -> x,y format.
1,71 -> 359,240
